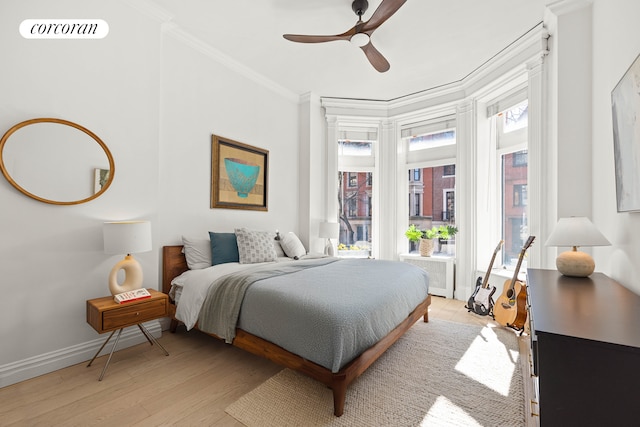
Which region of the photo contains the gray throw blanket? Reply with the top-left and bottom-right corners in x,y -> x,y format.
198,258 -> 340,342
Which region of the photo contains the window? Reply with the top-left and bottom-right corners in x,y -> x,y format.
443,165 -> 455,177
513,151 -> 527,167
443,189 -> 455,221
338,140 -> 372,156
402,117 -> 457,256
348,172 -> 357,187
339,172 -> 372,256
513,184 -> 527,207
503,101 -> 528,133
497,99 -> 528,266
408,130 -> 456,151
337,127 -> 377,258
406,164 -> 456,255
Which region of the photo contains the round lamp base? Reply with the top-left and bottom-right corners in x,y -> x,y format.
556,249 -> 595,277
108,255 -> 144,295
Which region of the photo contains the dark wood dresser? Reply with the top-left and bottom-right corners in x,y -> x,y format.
526,268 -> 640,426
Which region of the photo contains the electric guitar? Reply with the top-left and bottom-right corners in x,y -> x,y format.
466,240 -> 503,316
494,236 -> 535,331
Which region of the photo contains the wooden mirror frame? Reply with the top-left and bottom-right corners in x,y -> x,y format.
0,118 -> 115,205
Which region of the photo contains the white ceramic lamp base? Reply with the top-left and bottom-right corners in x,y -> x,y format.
556,247 -> 595,277
324,239 -> 334,256
108,254 -> 144,295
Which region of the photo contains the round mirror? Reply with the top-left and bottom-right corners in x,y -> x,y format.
0,118 -> 115,205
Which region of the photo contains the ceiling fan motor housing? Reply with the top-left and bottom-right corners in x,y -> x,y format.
352,0 -> 369,17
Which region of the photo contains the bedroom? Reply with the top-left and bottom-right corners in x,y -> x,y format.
1,0 -> 640,424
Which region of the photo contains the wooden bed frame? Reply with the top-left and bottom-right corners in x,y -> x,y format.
161,245 -> 431,416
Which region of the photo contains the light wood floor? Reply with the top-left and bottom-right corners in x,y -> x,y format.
0,297 -> 511,426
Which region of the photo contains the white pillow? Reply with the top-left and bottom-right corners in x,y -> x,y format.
181,236 -> 212,270
234,228 -> 278,264
280,232 -> 307,259
273,239 -> 286,257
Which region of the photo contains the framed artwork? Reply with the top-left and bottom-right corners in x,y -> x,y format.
612,53 -> 640,212
211,134 -> 268,211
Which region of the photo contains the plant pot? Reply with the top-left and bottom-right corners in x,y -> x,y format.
419,238 -> 435,257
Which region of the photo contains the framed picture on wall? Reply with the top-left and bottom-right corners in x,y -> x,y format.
211,134 -> 268,211
612,52 -> 640,212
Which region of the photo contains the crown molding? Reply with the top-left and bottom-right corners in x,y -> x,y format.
121,0 -> 299,104
322,23 -> 545,119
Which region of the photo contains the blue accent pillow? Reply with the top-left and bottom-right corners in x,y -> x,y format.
209,232 -> 240,265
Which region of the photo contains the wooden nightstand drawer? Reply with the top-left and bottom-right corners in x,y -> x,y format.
103,298 -> 167,330
87,289 -> 168,333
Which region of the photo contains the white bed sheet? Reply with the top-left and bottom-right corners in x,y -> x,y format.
170,255 -> 325,330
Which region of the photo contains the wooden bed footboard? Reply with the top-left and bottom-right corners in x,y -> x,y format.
161,245 -> 431,416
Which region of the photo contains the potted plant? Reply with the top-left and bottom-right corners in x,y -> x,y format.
419,226 -> 441,256
405,224 -> 458,257
404,224 -> 423,243
437,225 -> 458,255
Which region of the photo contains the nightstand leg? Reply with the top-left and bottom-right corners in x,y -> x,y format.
138,323 -> 169,356
87,330 -> 116,368
98,328 -> 123,381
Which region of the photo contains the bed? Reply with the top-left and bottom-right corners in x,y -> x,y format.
162,245 -> 431,416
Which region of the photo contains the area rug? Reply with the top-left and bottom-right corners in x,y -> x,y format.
226,319 -> 524,426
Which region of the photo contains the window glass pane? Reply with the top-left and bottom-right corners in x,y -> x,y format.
338,140 -> 372,156
338,171 -> 372,258
502,101 -> 528,133
407,164 -> 456,256
408,129 -> 456,151
501,150 -> 528,267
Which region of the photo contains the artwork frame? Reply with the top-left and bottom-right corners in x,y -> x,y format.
211,134 -> 268,211
611,52 -> 640,212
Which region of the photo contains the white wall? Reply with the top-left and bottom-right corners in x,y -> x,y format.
591,0 -> 640,291
157,31 -> 300,246
0,0 -> 300,387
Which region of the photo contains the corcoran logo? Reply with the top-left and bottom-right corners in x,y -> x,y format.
20,19 -> 109,39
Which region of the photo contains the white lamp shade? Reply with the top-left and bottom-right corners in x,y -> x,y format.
319,222 -> 340,239
103,221 -> 152,254
545,217 -> 610,248
103,221 -> 151,296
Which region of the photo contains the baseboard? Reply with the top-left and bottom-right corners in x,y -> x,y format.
0,320 -> 163,388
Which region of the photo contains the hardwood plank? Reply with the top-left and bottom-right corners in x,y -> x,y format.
1,297 -> 517,426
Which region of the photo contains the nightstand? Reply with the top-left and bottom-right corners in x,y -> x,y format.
86,289 -> 169,380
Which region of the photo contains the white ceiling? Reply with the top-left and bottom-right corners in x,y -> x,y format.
151,0 -> 546,100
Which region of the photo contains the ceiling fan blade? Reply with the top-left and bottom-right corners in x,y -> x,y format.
360,41 -> 390,72
283,33 -> 351,44
361,0 -> 407,33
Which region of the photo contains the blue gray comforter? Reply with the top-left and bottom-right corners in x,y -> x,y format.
197,258 -> 429,373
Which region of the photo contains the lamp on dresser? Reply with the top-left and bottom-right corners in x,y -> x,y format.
545,216 -> 610,277
319,221 -> 340,256
103,220 -> 152,295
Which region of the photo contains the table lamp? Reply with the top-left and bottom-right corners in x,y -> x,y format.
545,217 -> 610,277
103,221 -> 152,295
319,222 -> 340,256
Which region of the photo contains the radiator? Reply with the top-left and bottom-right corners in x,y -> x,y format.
399,254 -> 455,298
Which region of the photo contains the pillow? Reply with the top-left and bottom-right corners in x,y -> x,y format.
234,228 -> 278,264
273,239 -> 286,257
209,232 -> 240,265
280,232 -> 307,259
181,236 -> 212,270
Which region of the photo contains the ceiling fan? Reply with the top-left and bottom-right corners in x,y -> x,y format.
283,0 -> 407,73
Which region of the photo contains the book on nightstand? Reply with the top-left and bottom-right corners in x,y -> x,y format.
113,288 -> 151,304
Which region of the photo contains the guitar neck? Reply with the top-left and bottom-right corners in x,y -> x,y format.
481,240 -> 504,289
507,236 -> 535,291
